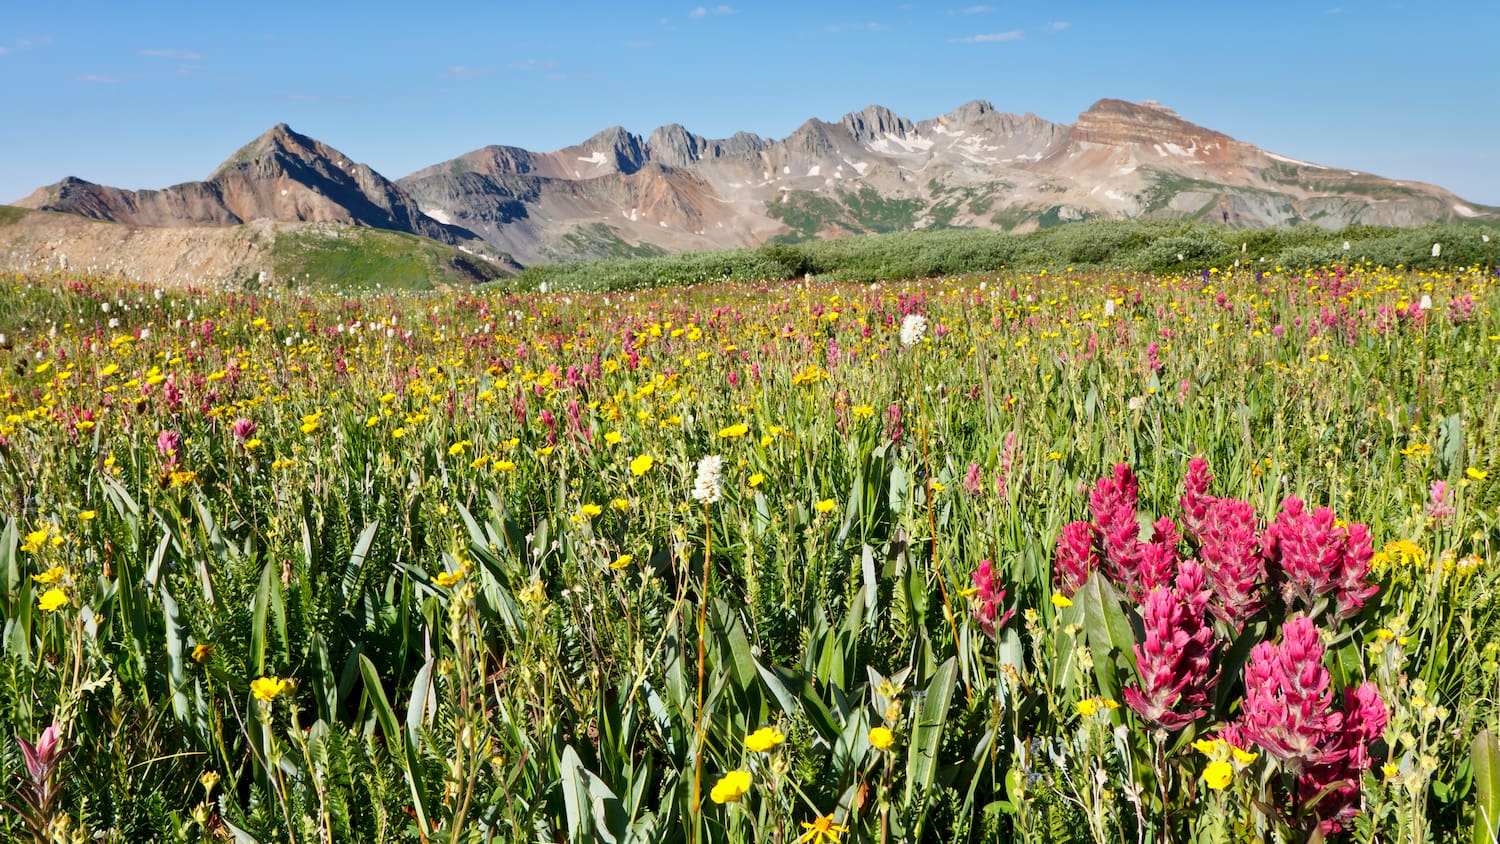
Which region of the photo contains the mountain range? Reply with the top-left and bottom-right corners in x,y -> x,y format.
11,98 -> 1496,275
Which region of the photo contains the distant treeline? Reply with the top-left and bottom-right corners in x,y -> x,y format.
512,220 -> 1500,291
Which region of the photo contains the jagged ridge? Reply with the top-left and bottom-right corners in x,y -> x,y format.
17,99 -> 1496,269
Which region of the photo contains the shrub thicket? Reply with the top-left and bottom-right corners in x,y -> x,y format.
514,220 -> 1500,291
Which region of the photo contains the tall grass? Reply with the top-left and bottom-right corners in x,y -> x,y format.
0,263 -> 1497,841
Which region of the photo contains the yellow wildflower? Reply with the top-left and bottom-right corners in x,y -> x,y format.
37,588 -> 68,613
744,726 -> 785,753
31,566 -> 66,585
1203,760 -> 1234,790
869,726 -> 895,750
814,498 -> 836,514
1051,592 -> 1073,609
799,814 -> 849,844
610,554 -> 633,570
1230,746 -> 1258,765
630,454 -> 655,476
710,770 -> 751,804
251,676 -> 292,702
718,422 -> 749,439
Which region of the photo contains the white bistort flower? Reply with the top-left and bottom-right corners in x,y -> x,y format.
899,314 -> 928,348
691,455 -> 724,504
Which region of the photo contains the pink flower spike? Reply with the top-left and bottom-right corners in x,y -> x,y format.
1426,480 -> 1455,524
1263,497 -> 1378,619
1122,561 -> 1217,731
1180,456 -> 1215,539
1238,615 -> 1334,764
1135,517 -> 1182,597
970,559 -> 1014,640
1198,496 -> 1266,631
1090,464 -> 1143,589
963,462 -> 984,497
16,722 -> 63,784
1054,520 -> 1102,596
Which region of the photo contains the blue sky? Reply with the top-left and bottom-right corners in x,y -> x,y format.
3,1 -> 1498,205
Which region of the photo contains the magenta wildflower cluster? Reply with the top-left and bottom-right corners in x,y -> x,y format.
1051,459 -> 1388,833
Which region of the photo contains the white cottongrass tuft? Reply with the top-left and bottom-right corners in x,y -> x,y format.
691,455 -> 724,504
1419,295 -> 1433,311
1432,243 -> 1442,258
899,314 -> 928,348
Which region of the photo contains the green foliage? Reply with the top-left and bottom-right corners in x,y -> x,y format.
549,222 -> 669,261
765,185 -> 927,240
1,264 -> 1499,841
0,205 -> 29,227
514,219 -> 1500,292
270,228 -> 507,292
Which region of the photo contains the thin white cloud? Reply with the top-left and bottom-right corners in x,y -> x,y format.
949,30 -> 1023,43
444,65 -> 494,80
955,5 -> 992,14
689,5 -> 734,18
824,22 -> 888,32
140,48 -> 203,61
506,59 -> 558,70
73,74 -> 120,84
2,36 -> 52,55
1046,21 -> 1070,31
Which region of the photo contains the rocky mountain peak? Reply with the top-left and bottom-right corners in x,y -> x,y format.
645,124 -> 707,168
724,131 -> 770,154
784,118 -> 839,160
1074,98 -> 1234,152
579,126 -> 647,174
841,105 -> 914,144
942,99 -> 996,126
211,123 -> 330,178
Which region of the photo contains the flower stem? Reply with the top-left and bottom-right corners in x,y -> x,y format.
692,500 -> 712,835
914,348 -> 961,651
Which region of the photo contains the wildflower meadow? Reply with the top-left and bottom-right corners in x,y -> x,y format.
1,261 -> 1499,843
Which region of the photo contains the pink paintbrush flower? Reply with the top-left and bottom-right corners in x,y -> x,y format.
1264,497 -> 1377,619
970,560 -> 1014,639
1054,520 -> 1102,596
1198,496 -> 1266,631
1090,464 -> 1143,588
1179,456 -> 1215,540
1123,561 -> 1218,731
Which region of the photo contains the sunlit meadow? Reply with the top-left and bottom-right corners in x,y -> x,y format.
1,261 -> 1499,842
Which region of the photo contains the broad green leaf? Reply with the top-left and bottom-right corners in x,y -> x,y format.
1474,730 -> 1500,844
904,656 -> 957,840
